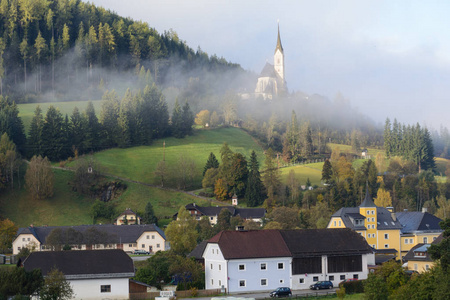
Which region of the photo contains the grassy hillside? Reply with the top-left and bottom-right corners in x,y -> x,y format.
0,168 -> 204,228
18,100 -> 102,134
280,162 -> 324,186
93,127 -> 265,188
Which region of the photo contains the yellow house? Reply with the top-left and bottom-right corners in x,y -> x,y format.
115,208 -> 141,225
395,209 -> 443,258
328,188 -> 403,260
403,233 -> 444,273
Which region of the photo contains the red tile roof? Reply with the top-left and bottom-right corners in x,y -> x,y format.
208,230 -> 291,259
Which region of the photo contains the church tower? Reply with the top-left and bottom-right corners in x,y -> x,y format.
274,23 -> 285,83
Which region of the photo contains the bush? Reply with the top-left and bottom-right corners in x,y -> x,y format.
340,280 -> 365,294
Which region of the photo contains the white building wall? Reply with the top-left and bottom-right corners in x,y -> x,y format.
69,277 -> 129,300
204,244 -> 228,291
136,231 -> 167,253
12,234 -> 40,254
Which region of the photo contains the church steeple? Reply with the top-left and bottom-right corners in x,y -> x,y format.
275,22 -> 284,54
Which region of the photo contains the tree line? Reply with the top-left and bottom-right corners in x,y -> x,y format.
0,0 -> 242,99
384,118 -> 435,171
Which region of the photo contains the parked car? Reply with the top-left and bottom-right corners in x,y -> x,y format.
133,249 -> 149,255
269,287 -> 292,297
339,278 -> 358,286
309,281 -> 333,290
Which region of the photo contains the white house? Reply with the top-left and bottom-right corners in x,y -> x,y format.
23,249 -> 134,300
13,224 -> 168,255
203,229 -> 374,293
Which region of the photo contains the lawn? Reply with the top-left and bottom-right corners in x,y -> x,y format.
280,162 -> 324,186
0,168 -> 206,228
92,127 -> 265,189
18,100 -> 102,134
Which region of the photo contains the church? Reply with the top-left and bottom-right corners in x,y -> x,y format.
254,24 -> 288,99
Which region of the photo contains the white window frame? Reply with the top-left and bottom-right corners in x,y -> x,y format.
261,278 -> 268,286
239,280 -> 246,287
238,264 -> 246,271
278,262 -> 284,270
260,263 -> 267,270
384,234 -> 389,239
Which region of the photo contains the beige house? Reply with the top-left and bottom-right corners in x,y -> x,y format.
115,208 -> 142,225
13,224 -> 168,255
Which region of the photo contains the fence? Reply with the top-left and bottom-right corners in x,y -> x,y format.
130,289 -> 222,300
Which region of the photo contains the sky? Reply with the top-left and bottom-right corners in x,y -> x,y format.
90,0 -> 450,129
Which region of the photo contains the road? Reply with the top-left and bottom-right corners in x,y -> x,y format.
179,288 -> 338,300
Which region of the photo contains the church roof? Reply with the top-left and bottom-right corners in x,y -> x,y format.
359,187 -> 376,208
275,23 -> 283,54
260,62 -> 277,77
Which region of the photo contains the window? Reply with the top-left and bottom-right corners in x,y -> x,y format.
219,280 -> 221,286
239,264 -> 245,271
261,263 -> 267,270
211,279 -> 214,285
210,217 -> 214,221
142,244 -> 145,248
313,276 -> 319,282
384,221 -> 388,225
101,285 -> 111,293
129,244 -> 133,247
211,264 -> 213,270
299,278 -> 304,284
340,275 -> 345,280
27,238 -> 30,241
414,264 -> 418,271
157,244 -> 160,248
152,235 -> 155,239
278,262 -> 284,270
423,237 -> 428,243
353,274 -> 359,279
338,221 -> 341,226
146,235 -> 149,239
334,221 -> 336,226
329,275 -> 334,281
22,238 -> 25,241
433,237 -> 437,241
410,238 -> 413,244
279,279 -> 284,284
405,239 -> 408,244
261,279 -> 267,286
239,280 -> 246,287
384,234 -> 389,239
425,264 -> 430,270
385,244 -> 389,248
18,247 -> 21,251
219,264 -> 221,271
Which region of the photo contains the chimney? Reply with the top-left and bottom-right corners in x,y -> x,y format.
422,207 -> 428,213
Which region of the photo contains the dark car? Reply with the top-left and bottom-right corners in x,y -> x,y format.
309,281 -> 333,290
269,287 -> 292,297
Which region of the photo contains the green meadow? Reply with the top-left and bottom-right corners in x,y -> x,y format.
92,127 -> 265,188
18,100 -> 102,134
280,162 -> 324,186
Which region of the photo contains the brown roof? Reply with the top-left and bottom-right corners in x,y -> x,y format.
209,230 -> 291,259
209,228 -> 372,260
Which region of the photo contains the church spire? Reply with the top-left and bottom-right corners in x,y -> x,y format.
275,21 -> 283,54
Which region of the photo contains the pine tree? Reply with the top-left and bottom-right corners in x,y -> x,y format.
181,101 -> 194,136
69,107 -> 87,155
27,105 -> 44,157
41,106 -> 65,161
100,90 -> 120,148
263,148 -> 281,200
0,97 -> 26,154
321,159 -> 333,184
245,150 -> 266,207
384,118 -> 392,158
84,101 -> 101,152
171,99 -> 183,138
300,121 -> 313,158
142,202 -> 158,225
230,153 -> 248,198
203,152 -> 219,176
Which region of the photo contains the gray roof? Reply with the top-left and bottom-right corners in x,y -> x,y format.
184,203 -> 266,220
403,243 -> 433,262
260,62 -> 277,77
23,249 -> 134,278
395,212 -> 443,234
359,188 -> 376,208
331,207 -> 402,231
16,224 -> 165,245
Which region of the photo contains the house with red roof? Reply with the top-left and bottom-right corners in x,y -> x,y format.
203,228 -> 373,293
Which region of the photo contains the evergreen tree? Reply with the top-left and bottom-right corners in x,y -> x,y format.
84,101 -> 101,152
181,101 -> 194,136
384,118 -> 392,158
321,159 -> 333,184
27,105 -> 44,157
203,152 -> 219,176
100,90 -> 120,148
171,99 -> 183,138
69,107 -> 87,156
284,110 -> 300,162
229,153 -> 248,198
142,202 -> 158,225
41,106 -> 65,161
0,97 -> 26,154
300,121 -> 313,158
245,150 -> 266,207
218,142 -> 234,193
263,148 -> 281,200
